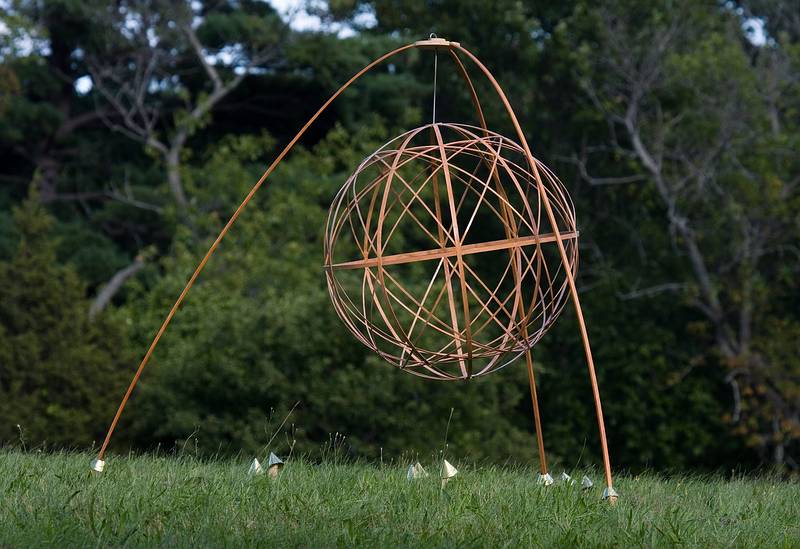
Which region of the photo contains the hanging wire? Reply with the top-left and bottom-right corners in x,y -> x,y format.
431,33 -> 438,124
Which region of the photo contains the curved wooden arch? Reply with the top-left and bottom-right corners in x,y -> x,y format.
452,43 -> 615,495
93,37 -> 615,498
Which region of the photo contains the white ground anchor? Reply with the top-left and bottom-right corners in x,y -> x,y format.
537,472 -> 554,486
560,472 -> 575,485
581,475 -> 594,489
90,458 -> 105,473
440,459 -> 458,489
602,486 -> 620,502
406,462 -> 429,481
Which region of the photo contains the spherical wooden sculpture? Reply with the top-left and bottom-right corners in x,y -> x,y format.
324,123 -> 578,380
94,38 -> 616,500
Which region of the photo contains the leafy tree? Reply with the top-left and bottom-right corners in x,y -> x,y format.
86,0 -> 287,212
563,0 -> 800,466
0,192 -> 129,447
0,0 -> 167,309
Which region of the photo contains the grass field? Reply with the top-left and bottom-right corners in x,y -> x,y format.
1,450 -> 798,547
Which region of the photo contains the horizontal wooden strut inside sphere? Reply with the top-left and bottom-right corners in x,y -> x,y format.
326,230 -> 579,270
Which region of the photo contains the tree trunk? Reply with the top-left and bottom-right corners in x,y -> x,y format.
165,148 -> 188,210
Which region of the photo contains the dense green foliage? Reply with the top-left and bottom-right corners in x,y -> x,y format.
0,0 -> 798,473
1,451 -> 799,546
0,196 -> 128,446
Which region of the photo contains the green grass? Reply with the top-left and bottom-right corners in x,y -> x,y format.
1,450 -> 798,547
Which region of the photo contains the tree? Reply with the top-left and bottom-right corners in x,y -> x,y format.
0,192 -> 129,447
0,0 -> 113,202
0,0 -> 167,311
87,0 -> 287,212
565,0 -> 800,466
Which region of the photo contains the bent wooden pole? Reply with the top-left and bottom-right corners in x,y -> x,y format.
94,41 -> 415,465
453,44 -> 615,497
445,50 -> 550,477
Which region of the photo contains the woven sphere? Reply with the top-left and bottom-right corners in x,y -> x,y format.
324,123 -> 577,380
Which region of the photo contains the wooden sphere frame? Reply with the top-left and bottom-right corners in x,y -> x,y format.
92,37 -> 616,499
325,123 -> 577,381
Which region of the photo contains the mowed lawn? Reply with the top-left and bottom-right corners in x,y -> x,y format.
1,450 -> 798,547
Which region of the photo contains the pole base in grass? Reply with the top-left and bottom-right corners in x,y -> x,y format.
537,473 -> 554,486
90,458 -> 105,473
267,453 -> 284,478
602,486 -> 619,504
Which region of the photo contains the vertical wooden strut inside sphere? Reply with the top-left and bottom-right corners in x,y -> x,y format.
92,37 -> 616,498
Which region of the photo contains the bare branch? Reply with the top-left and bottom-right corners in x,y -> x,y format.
559,153 -> 648,186
41,190 -> 163,214
725,371 -> 742,423
617,282 -> 687,300
89,254 -> 146,319
185,24 -> 223,91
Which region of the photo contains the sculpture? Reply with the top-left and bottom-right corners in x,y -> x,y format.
91,36 -> 617,501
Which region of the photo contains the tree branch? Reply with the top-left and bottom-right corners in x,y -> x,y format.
41,190 -> 163,213
617,282 -> 687,300
186,25 -> 223,91
89,254 -> 146,319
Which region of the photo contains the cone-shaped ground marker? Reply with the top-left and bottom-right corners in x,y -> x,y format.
561,472 -> 575,485
581,475 -> 594,489
248,458 -> 264,476
406,462 -> 428,481
440,459 -> 458,489
267,452 -> 284,478
537,472 -> 554,486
